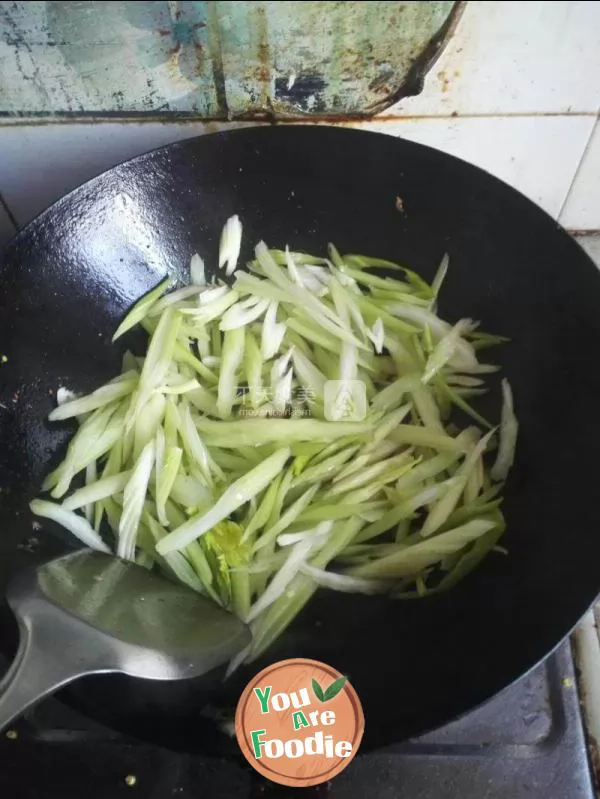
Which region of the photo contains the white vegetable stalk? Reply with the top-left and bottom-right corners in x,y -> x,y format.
179,403 -> 214,487
49,377 -> 137,421
422,318 -> 474,384
367,318 -> 385,353
254,484 -> 321,553
291,348 -> 326,400
181,290 -> 239,323
63,470 -> 131,510
156,447 -> 183,526
300,563 -> 388,594
56,386 -> 79,406
285,246 -> 304,285
219,215 -> 243,276
198,285 -> 230,305
256,242 -> 366,349
217,327 -> 245,418
273,366 -> 293,412
220,297 -> 270,331
246,536 -> 315,623
30,499 -> 111,553
190,253 -> 206,285
112,277 -> 171,341
118,440 -> 156,560
262,301 -> 286,359
277,521 -> 333,548
148,285 -> 210,317
296,266 -> 329,296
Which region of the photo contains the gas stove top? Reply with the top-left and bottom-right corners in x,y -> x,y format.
0,641 -> 593,799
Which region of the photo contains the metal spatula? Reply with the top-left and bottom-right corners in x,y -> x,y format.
0,549 -> 251,732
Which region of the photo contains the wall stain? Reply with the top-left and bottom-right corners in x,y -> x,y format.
0,1 -> 461,120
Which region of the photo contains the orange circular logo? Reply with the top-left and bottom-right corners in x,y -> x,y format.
235,658 -> 364,788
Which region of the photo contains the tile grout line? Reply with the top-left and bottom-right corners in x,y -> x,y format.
557,113 -> 600,223
0,112 -> 598,128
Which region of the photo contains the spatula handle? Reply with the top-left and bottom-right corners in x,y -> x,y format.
0,619 -> 81,732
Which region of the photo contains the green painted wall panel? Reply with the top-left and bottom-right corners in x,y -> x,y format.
0,1 -> 458,119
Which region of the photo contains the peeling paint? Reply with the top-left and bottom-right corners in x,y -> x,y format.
0,1 -> 459,120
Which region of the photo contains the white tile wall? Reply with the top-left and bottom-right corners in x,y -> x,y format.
0,121 -> 254,227
0,113 -> 595,229
343,115 -> 595,218
0,1 -> 599,233
576,233 -> 600,264
390,1 -> 600,117
560,119 -> 600,230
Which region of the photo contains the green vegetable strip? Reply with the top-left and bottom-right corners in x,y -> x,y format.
253,484 -> 320,553
390,425 -> 466,453
118,440 -> 155,560
422,319 -> 473,383
371,375 -> 419,413
186,385 -> 218,416
178,403 -> 214,487
244,330 -> 264,408
395,447 -> 464,494
51,404 -> 127,498
112,277 -> 171,341
144,512 -> 207,595
297,501 -> 384,524
327,452 -> 415,496
411,383 -> 444,431
421,429 -> 495,537
156,448 -> 291,554
292,445 -> 360,488
35,229 -> 516,665
217,327 -> 245,418
291,348 -> 327,400
350,519 -> 497,579
133,392 -> 166,461
355,481 -> 455,544
62,470 -> 131,511
48,374 -> 137,421
128,309 -> 181,429
242,473 -> 284,543
491,379 -> 518,481
249,517 -> 363,658
156,447 -> 183,526
194,417 -> 372,446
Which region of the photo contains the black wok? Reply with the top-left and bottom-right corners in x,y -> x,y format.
1,125 -> 599,754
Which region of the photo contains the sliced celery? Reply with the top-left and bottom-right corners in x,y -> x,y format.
36,229 -> 516,665
112,277 -> 171,341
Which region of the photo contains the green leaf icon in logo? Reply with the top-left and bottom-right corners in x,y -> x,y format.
312,676 -> 347,702
323,676 -> 347,701
312,678 -> 325,702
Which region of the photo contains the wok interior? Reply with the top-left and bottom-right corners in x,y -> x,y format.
1,126 -> 600,752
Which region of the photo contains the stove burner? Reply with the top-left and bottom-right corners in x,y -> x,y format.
0,642 -> 593,798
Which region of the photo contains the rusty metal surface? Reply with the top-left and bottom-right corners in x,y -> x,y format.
0,1 -> 459,120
